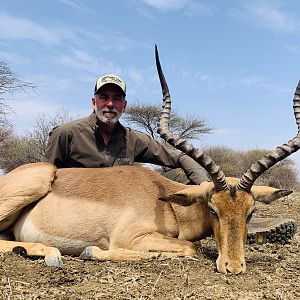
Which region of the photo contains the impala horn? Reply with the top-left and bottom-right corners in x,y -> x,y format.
237,81 -> 300,192
155,45 -> 229,191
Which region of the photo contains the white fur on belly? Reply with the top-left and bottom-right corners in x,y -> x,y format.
13,218 -> 104,256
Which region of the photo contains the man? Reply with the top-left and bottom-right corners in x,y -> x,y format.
45,74 -> 208,183
46,74 -> 296,245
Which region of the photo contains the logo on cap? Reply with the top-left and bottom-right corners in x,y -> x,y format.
101,75 -> 122,85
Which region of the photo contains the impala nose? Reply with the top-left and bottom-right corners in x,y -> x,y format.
225,261 -> 246,275
217,255 -> 247,274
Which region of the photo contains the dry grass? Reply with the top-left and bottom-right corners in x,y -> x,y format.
1,193 -> 300,299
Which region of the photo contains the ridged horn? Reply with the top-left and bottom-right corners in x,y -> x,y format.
237,81 -> 300,192
155,45 -> 229,191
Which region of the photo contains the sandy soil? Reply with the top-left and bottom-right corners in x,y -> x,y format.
1,193 -> 300,300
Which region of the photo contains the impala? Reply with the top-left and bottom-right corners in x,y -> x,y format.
0,46 -> 299,274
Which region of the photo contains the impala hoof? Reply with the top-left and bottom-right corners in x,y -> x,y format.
79,246 -> 100,260
45,248 -> 63,266
45,255 -> 63,266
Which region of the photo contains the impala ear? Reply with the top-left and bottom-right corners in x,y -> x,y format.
251,186 -> 292,204
159,185 -> 211,206
159,193 -> 196,206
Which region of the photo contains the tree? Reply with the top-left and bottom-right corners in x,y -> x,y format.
205,146 -> 241,178
0,134 -> 37,172
123,102 -> 212,140
205,146 -> 298,190
0,127 -> 13,144
0,62 -> 35,127
0,111 -> 74,173
0,62 -> 36,146
25,111 -> 74,159
241,149 -> 297,189
125,102 -> 213,180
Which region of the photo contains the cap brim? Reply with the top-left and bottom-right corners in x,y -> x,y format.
94,83 -> 126,96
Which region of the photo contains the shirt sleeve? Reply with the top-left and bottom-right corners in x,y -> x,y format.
177,154 -> 209,184
131,130 -> 208,184
45,126 -> 71,168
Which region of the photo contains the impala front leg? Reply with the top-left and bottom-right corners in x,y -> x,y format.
114,231 -> 197,258
129,231 -> 197,257
79,246 -> 163,261
0,240 -> 63,266
79,232 -> 197,262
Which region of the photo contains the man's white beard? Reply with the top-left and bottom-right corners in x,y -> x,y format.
95,107 -> 122,125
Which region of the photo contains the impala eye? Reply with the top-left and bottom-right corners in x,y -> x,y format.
208,207 -> 218,218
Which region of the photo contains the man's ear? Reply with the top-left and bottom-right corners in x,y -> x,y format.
123,100 -> 127,112
92,97 -> 96,109
251,185 -> 292,204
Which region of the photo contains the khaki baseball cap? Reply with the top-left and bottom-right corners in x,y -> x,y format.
94,74 -> 126,95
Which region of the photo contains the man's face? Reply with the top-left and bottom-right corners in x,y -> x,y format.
92,84 -> 127,125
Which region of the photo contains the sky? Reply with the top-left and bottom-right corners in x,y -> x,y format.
0,0 -> 300,173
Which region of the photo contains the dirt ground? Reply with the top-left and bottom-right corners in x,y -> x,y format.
1,193 -> 300,300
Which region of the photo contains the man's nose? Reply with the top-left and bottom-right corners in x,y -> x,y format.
106,98 -> 114,107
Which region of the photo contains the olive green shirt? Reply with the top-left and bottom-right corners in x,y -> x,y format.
45,113 -> 208,184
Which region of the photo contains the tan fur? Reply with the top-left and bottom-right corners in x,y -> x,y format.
0,163 -> 290,273
0,162 -> 56,230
